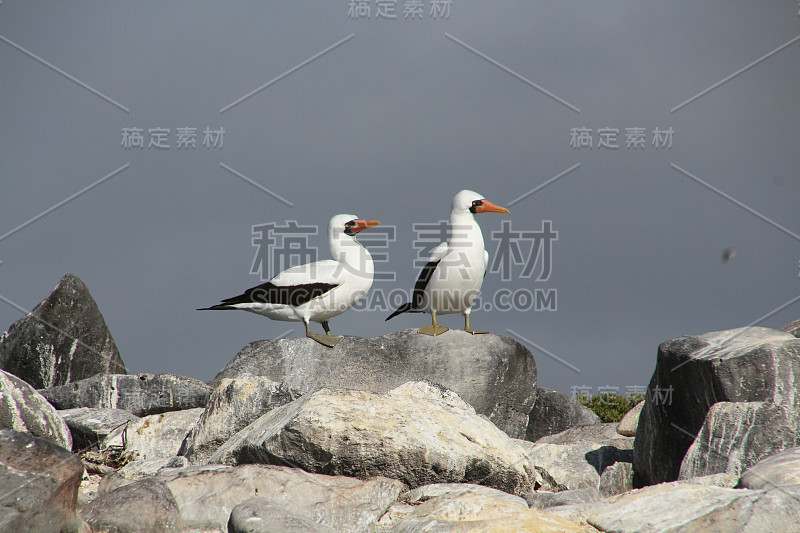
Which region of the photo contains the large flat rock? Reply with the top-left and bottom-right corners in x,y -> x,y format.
587,481 -> 800,533
209,329 -> 537,439
387,490 -> 591,532
39,373 -> 211,417
100,464 -> 404,533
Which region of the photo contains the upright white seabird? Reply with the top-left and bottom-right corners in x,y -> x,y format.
199,214 -> 380,347
386,190 -> 509,336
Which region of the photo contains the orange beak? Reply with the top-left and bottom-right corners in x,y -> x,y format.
350,219 -> 381,234
475,199 -> 510,214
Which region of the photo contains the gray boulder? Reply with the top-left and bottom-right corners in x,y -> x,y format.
737,446 -> 800,489
59,407 -> 139,451
99,464 -> 404,533
0,429 -> 89,532
39,373 -> 211,416
587,480 -> 800,533
634,327 -> 800,487
526,386 -> 600,442
179,375 -> 300,464
0,369 -> 72,449
210,329 -> 537,439
81,477 -> 181,533
0,274 -> 125,389
516,423 -> 633,494
210,381 -> 537,494
102,408 -> 204,461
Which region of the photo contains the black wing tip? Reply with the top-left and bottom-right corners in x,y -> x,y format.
386,302 -> 413,321
197,304 -> 237,311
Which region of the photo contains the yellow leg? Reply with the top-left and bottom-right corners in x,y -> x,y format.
305,320 -> 340,347
418,310 -> 449,336
463,313 -> 487,335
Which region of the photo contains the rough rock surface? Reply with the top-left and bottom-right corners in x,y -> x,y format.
517,423 -> 633,493
0,274 -> 125,389
209,329 -> 537,439
634,327 -> 800,487
678,400 -> 800,481
545,501 -> 610,524
782,318 -> 800,338
736,446 -> 800,490
100,464 -> 404,533
106,456 -> 189,484
0,429 -> 89,532
59,407 -> 139,451
526,386 -> 600,442
599,460 -> 633,497
228,499 -> 337,533
536,422 -> 635,449
0,369 -> 72,449
387,490 -> 591,532
401,483 -> 529,508
81,477 -> 181,533
179,375 -> 300,464
102,408 -> 204,461
39,373 -> 212,416
523,487 -> 601,509
616,399 -> 644,437
210,381 -> 536,494
587,481 -> 800,533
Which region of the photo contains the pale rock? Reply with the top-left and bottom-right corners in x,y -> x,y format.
616,399 -> 644,437
0,368 -> 72,449
388,491 -> 592,532
102,407 -> 203,461
179,375 -> 300,464
588,481 -> 800,533
210,382 -> 536,494
99,464 -> 403,533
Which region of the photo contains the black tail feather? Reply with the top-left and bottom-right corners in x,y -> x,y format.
197,304 -> 237,311
386,302 -> 414,321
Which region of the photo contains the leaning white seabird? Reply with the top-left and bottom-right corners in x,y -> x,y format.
386,190 -> 509,336
200,214 -> 380,347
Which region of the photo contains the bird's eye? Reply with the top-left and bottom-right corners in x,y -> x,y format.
469,199 -> 483,213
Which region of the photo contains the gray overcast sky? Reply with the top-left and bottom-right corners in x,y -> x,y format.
1,2 -> 799,395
